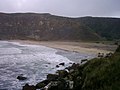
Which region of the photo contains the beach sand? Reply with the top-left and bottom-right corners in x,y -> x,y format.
9,40 -> 117,55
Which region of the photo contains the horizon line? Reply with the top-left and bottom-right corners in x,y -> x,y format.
0,12 -> 120,19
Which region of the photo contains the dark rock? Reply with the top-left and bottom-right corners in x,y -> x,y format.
56,65 -> 59,68
66,80 -> 74,89
57,79 -> 68,90
23,84 -> 36,90
47,74 -> 59,81
81,59 -> 88,63
17,75 -> 27,80
56,70 -> 68,78
69,62 -> 73,64
44,81 -> 59,90
36,80 -> 49,89
98,53 -> 104,58
45,65 -> 48,67
116,45 -> 120,52
114,41 -> 119,45
59,63 -> 65,66
45,79 -> 68,90
105,52 -> 113,58
67,63 -> 80,71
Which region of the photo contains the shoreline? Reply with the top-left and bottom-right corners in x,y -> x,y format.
4,40 -> 118,90
9,40 -> 117,55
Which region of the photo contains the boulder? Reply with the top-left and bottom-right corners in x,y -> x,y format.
23,84 -> 36,90
116,45 -> 120,52
44,81 -> 58,90
56,70 -> 68,78
36,80 -> 49,89
81,59 -> 88,63
17,75 -> 27,80
59,63 -> 65,66
56,65 -> 59,68
45,79 -> 67,90
67,63 -> 80,71
47,74 -> 59,81
98,53 -> 104,58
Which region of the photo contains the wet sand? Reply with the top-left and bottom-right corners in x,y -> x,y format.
9,40 -> 117,55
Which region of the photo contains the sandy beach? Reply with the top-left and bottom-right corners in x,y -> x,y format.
10,40 -> 117,55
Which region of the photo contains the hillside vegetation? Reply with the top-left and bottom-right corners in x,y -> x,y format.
78,17 -> 120,40
0,13 -> 120,41
72,45 -> 120,90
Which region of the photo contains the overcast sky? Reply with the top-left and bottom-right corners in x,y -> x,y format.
0,0 -> 120,17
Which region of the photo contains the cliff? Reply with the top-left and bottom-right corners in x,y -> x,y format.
0,13 -> 120,41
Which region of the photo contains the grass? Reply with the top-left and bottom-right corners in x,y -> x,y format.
72,46 -> 120,90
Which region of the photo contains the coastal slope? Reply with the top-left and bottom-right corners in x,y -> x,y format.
0,13 -> 120,41
27,45 -> 120,90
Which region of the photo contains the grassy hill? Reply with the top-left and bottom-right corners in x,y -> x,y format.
77,17 -> 120,40
0,13 -> 120,41
70,45 -> 120,90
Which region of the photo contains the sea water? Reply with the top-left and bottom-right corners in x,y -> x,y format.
0,41 -> 95,90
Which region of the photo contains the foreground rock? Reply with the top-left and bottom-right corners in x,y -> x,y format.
23,84 -> 36,90
22,63 -> 79,90
59,62 -> 65,66
17,74 -> 27,81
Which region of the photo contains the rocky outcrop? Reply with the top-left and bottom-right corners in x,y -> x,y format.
116,45 -> 120,52
22,63 -> 81,90
23,84 -> 36,90
17,74 -> 27,81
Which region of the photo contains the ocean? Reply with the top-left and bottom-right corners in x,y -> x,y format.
0,41 -> 95,90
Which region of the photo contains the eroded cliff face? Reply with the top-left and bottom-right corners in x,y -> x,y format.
0,13 -> 120,41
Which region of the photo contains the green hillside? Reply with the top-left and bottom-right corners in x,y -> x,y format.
70,46 -> 120,90
0,13 -> 120,41
78,17 -> 120,40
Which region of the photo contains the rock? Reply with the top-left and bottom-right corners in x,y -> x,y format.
23,84 -> 36,90
45,79 -> 67,90
81,59 -> 88,63
47,63 -> 51,64
36,80 -> 49,89
57,79 -> 68,90
98,53 -> 104,58
59,63 -> 65,66
44,81 -> 58,90
105,52 -> 113,58
56,65 -> 59,68
114,41 -> 119,45
69,69 -> 74,73
45,65 -> 48,67
116,45 -> 120,52
47,74 -> 59,81
69,62 -> 73,64
17,75 -> 27,80
66,80 -> 74,89
67,63 -> 80,71
56,70 -> 68,78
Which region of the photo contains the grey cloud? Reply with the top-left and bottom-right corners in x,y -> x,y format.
0,0 -> 120,17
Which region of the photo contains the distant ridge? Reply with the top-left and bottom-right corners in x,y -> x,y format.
0,12 -> 120,41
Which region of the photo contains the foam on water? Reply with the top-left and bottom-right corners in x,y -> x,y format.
0,41 -> 73,90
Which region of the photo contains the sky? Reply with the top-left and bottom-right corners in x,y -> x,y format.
0,0 -> 120,17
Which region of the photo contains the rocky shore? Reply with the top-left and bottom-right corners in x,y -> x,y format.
22,63 -> 82,90
22,45 -> 120,90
